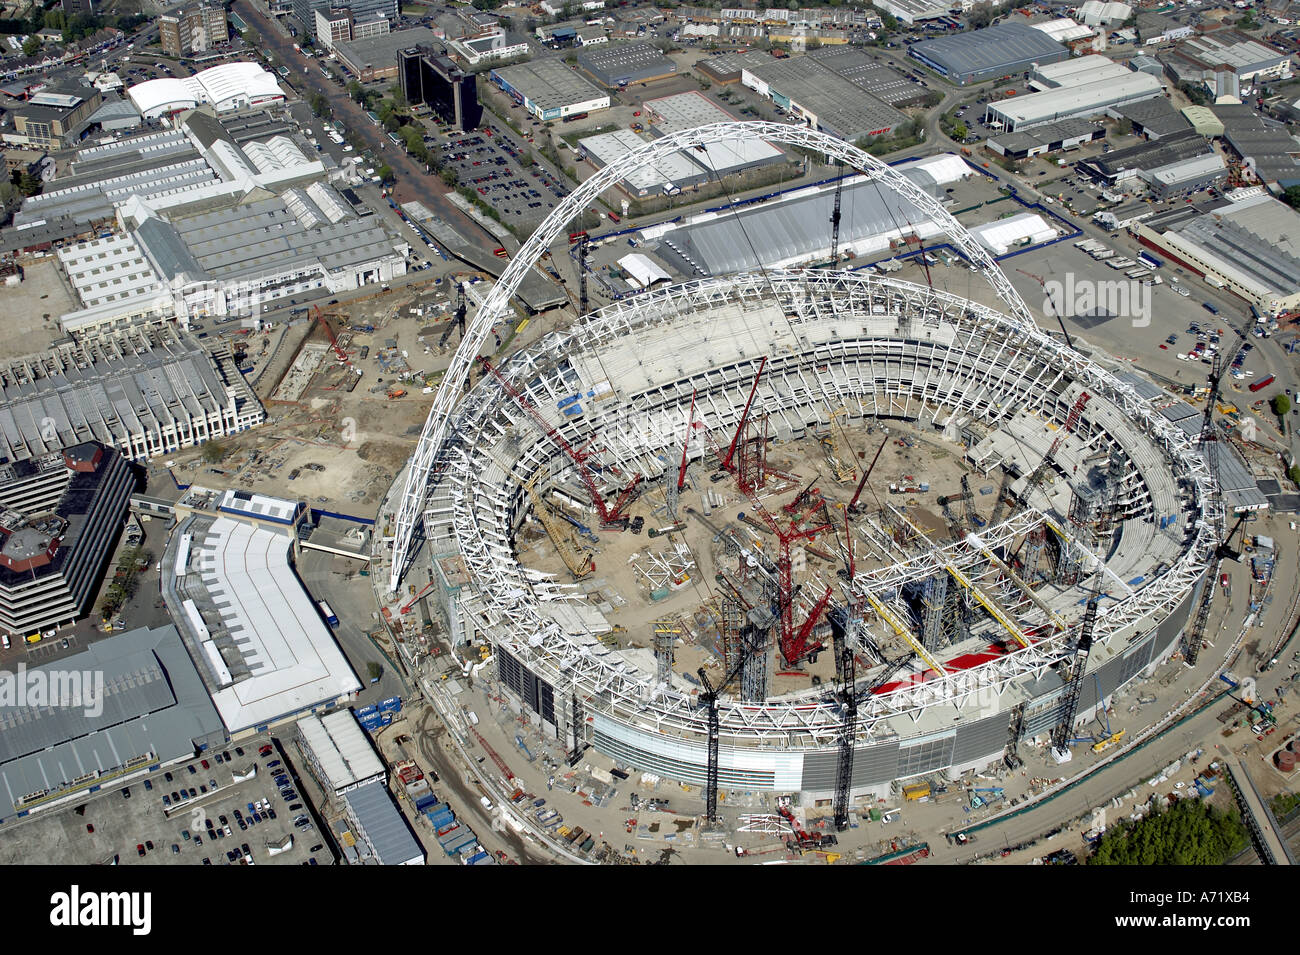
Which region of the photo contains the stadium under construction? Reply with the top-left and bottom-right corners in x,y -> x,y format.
378,123 -> 1218,818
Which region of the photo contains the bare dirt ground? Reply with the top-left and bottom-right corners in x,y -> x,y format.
0,259 -> 77,356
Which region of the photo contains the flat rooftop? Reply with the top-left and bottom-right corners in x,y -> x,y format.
0,625 -> 224,813
171,515 -> 360,732
493,57 -> 607,110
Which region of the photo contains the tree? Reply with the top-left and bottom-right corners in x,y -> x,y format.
347,79 -> 365,104
1087,799 -> 1247,865
1284,185 -> 1300,210
953,120 -> 967,140
308,92 -> 331,118
1273,394 -> 1291,417
15,170 -> 41,197
1290,464 -> 1300,486
967,2 -> 995,29
366,661 -> 383,682
440,167 -> 458,187
377,163 -> 394,183
201,440 -> 229,464
21,35 -> 39,57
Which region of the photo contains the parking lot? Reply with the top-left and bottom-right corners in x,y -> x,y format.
0,737 -> 332,866
439,127 -> 568,229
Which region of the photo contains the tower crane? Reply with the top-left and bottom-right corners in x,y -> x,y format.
1049,567 -> 1104,762
437,281 -> 467,351
577,234 -> 590,318
829,157 -> 845,264
830,606 -> 915,831
1008,391 -> 1092,517
699,625 -> 766,823
1180,323 -> 1247,667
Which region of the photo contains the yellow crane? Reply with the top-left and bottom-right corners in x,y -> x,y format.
523,471 -> 595,580
819,405 -> 858,485
898,511 -> 1033,650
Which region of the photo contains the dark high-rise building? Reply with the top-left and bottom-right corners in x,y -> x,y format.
398,47 -> 481,132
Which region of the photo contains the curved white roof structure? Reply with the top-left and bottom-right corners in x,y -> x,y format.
128,63 -> 284,120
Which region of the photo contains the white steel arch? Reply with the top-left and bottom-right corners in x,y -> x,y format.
390,121 -> 1036,589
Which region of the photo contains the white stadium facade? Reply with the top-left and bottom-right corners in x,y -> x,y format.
381,123 -> 1216,799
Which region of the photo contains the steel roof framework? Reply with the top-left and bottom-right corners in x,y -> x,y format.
420,268 -> 1215,751
390,121 -> 1038,591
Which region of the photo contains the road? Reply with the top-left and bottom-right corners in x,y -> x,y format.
231,0 -> 492,247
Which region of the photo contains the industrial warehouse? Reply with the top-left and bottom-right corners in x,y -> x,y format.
909,21 -> 1069,86
982,56 -> 1165,132
491,57 -> 611,121
0,325 -> 264,464
377,123 -> 1240,834
8,103 -> 408,335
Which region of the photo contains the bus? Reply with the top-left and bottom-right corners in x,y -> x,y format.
606,211 -> 620,224
567,230 -> 588,244
366,110 -> 380,126
318,601 -> 339,627
1136,251 -> 1163,269
1248,374 -> 1276,393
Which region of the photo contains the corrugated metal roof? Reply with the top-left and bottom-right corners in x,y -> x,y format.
299,710 -> 386,793
342,781 -> 424,865
0,626 -> 224,809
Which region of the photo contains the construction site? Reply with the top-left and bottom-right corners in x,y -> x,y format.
159,272 -> 550,514
372,123 -> 1255,846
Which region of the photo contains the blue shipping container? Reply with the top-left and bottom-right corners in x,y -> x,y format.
379,696 -> 401,713
356,704 -> 378,717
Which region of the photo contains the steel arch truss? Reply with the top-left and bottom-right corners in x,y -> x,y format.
415,268 -> 1215,751
390,121 -> 1038,590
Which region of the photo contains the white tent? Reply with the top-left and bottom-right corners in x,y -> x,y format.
970,213 -> 1056,255
619,252 -> 672,289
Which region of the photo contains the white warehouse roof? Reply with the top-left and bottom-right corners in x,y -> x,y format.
128,63 -> 284,119
1031,17 -> 1096,43
194,518 -> 360,732
989,71 -> 1163,130
299,710 -> 386,794
1031,55 -> 1128,88
895,153 -> 970,185
971,212 -> 1056,254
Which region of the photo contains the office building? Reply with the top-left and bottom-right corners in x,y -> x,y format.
0,442 -> 136,639
399,46 -> 483,132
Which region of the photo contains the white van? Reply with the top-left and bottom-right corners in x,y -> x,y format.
1,635 -> 9,649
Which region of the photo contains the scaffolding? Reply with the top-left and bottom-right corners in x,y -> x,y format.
654,619 -> 680,685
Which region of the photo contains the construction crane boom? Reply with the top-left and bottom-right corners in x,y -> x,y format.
848,436 -> 888,514
723,357 -> 768,471
481,358 -> 640,527
1016,267 -> 1077,352
1180,324 -> 1247,667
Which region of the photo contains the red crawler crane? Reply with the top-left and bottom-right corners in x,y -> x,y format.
481,358 -> 641,528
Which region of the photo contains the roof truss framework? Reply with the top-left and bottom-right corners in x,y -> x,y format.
424,268 -> 1215,750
